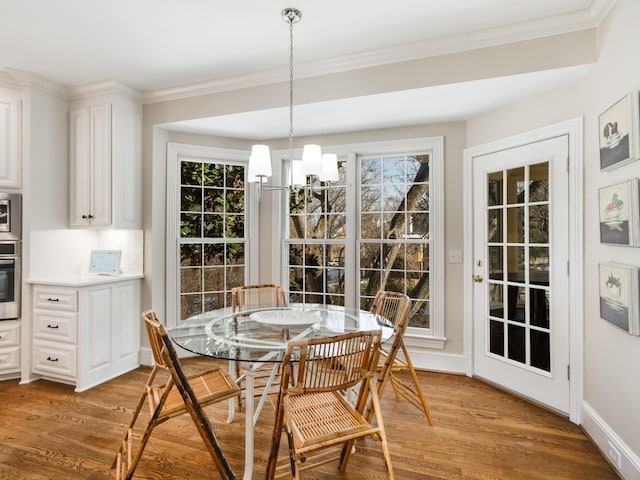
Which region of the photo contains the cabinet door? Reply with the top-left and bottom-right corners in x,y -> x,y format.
90,104 -> 112,226
69,107 -> 92,226
69,103 -> 112,227
83,287 -> 112,372
111,281 -> 140,363
0,95 -> 21,189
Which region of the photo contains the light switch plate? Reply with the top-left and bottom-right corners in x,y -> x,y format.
448,250 -> 463,263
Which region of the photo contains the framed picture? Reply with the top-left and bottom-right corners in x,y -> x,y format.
598,262 -> 640,335
598,91 -> 640,171
598,179 -> 640,246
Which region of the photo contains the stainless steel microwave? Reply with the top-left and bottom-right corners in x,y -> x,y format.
0,193 -> 21,241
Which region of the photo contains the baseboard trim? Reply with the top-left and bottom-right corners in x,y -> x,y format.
582,401 -> 640,479
404,349 -> 468,374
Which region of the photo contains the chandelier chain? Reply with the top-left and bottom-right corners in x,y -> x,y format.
288,16 -> 294,163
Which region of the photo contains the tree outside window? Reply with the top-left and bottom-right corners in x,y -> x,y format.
179,160 -> 247,320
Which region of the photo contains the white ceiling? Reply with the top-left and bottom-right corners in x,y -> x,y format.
0,0 -> 613,139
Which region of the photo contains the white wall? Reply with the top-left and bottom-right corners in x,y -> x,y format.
467,0 -> 640,475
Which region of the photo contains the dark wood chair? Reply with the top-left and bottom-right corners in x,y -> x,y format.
113,310 -> 241,480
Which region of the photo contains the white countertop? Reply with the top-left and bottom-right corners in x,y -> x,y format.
26,273 -> 144,287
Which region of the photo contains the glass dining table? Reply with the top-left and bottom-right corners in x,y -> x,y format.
169,303 -> 393,480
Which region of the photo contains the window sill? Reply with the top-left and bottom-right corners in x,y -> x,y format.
403,333 -> 446,350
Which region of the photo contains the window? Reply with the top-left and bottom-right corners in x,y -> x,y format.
179,160 -> 246,318
282,138 -> 444,342
167,144 -> 256,325
287,161 -> 348,305
359,154 -> 430,327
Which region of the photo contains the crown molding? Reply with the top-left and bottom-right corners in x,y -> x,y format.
143,0 -> 617,105
67,79 -> 143,103
0,68 -> 69,98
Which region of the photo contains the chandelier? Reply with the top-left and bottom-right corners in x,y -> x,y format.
247,7 -> 339,196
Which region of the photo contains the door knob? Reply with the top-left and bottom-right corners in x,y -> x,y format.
472,274 -> 484,283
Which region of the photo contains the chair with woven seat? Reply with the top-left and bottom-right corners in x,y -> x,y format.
230,283 -> 287,410
369,290 -> 433,426
231,283 -> 286,312
265,329 -> 394,479
113,310 -> 241,480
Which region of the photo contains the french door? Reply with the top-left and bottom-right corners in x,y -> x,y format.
471,136 -> 570,413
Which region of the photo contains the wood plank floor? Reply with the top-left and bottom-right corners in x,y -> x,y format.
0,358 -> 618,479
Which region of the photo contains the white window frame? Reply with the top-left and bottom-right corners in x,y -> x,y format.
165,142 -> 258,328
273,137 -> 445,348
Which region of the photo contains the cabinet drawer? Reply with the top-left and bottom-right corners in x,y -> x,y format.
34,310 -> 77,343
0,320 -> 20,347
33,288 -> 78,312
32,340 -> 77,379
0,346 -> 19,372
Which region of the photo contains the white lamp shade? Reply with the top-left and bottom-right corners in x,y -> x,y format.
320,153 -> 339,182
301,144 -> 322,177
247,144 -> 272,182
290,160 -> 306,187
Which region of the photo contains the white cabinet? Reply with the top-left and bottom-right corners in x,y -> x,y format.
69,94 -> 142,228
0,88 -> 21,189
31,279 -> 140,392
0,320 -> 21,377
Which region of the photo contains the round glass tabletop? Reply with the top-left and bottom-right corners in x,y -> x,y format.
169,303 -> 394,363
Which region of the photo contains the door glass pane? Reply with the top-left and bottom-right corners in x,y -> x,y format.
488,209 -> 502,242
507,246 -> 525,281
506,167 -> 525,205
488,246 -> 503,280
530,288 -> 549,328
489,320 -> 504,356
488,283 -> 504,319
507,324 -> 526,363
507,285 -> 526,323
530,246 -> 549,285
529,205 -> 548,243
487,171 -> 503,206
531,329 -> 551,372
529,162 -> 549,202
506,206 -> 525,243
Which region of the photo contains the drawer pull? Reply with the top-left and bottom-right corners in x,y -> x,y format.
46,324 -> 59,329
46,298 -> 60,302
46,356 -> 59,362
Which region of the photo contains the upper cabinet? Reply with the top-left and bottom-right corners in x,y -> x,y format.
69,93 -> 142,228
0,88 -> 22,189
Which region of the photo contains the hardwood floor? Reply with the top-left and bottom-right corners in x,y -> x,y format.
0,358 -> 618,479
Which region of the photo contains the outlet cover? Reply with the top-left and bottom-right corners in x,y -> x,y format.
607,440 -> 622,469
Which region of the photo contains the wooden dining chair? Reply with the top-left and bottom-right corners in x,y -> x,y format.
231,283 -> 286,311
265,329 -> 394,479
230,283 -> 287,409
368,290 -> 433,426
113,310 -> 241,480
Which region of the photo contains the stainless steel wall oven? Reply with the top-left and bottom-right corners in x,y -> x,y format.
0,193 -> 21,320
0,242 -> 20,320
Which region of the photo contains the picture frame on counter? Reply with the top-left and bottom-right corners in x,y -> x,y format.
598,178 -> 640,246
598,91 -> 640,171
598,262 -> 640,335
89,250 -> 122,275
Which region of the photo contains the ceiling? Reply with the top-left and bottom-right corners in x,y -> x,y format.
0,0 -> 613,139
